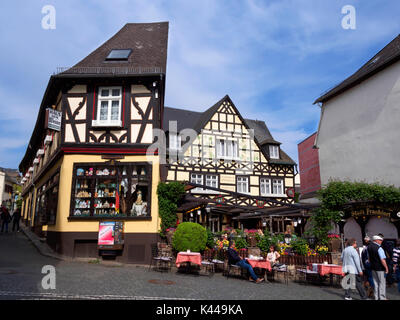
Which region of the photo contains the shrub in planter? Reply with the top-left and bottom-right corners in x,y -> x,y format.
172,222 -> 207,252
291,238 -> 309,256
206,228 -> 215,249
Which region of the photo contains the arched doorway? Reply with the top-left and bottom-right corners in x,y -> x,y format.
365,217 -> 398,240
344,217 -> 362,247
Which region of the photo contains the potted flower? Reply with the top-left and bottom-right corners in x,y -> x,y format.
316,245 -> 329,256
327,233 -> 341,252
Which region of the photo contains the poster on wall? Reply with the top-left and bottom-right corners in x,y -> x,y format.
98,221 -> 115,245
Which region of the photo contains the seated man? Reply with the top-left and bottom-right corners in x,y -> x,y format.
227,241 -> 264,283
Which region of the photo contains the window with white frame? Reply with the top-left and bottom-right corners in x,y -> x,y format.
260,178 -> 285,196
92,87 -> 123,127
169,133 -> 182,151
269,145 -> 279,159
237,176 -> 249,194
205,175 -> 218,189
216,139 -> 238,159
272,179 -> 284,195
191,173 -> 203,191
260,178 -> 271,196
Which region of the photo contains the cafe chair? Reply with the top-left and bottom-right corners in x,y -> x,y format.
201,250 -> 215,276
149,243 -> 171,272
272,264 -> 289,285
295,265 -> 321,285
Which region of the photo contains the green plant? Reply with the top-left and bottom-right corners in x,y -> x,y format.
290,238 -> 309,256
206,228 -> 215,249
172,222 -> 207,252
234,237 -> 248,249
157,182 -> 185,238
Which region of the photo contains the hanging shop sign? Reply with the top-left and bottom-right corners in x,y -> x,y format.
45,108 -> 62,131
286,187 -> 295,198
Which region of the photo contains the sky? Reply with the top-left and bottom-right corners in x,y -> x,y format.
0,0 -> 399,171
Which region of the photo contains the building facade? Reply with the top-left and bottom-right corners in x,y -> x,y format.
297,132 -> 321,204
314,34 -> 400,245
19,22 -> 168,263
163,96 -> 298,232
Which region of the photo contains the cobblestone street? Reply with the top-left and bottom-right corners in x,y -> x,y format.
1,231 -> 399,300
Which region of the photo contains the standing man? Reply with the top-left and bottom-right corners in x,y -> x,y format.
360,236 -> 374,296
367,235 -> 389,300
341,238 -> 367,300
0,205 -> 11,233
392,239 -> 400,294
12,208 -> 21,232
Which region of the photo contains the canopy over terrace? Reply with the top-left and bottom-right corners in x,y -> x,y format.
177,182 -> 316,233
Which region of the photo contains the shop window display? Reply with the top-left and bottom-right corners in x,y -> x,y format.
71,163 -> 151,218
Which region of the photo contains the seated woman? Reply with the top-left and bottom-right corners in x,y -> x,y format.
227,241 -> 264,283
267,245 -> 281,266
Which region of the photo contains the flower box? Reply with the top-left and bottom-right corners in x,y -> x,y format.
36,149 -> 45,157
44,135 -> 53,145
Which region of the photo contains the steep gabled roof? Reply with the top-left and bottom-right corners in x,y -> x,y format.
60,22 -> 169,76
314,34 -> 400,104
163,95 -> 296,165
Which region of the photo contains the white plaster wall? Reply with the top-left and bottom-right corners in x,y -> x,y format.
317,60 -> 400,187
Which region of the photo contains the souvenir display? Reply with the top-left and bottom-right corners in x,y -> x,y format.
72,163 -> 150,217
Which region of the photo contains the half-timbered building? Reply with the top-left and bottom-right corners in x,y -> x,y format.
19,22 -> 168,263
163,95 -> 298,232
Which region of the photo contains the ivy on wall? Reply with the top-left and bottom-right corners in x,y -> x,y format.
310,181 -> 400,245
157,181 -> 185,238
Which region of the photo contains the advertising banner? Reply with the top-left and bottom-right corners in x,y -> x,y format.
98,221 -> 115,245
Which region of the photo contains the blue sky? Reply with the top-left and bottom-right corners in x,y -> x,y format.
0,0 -> 399,170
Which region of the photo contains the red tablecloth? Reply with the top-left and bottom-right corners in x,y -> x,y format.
247,259 -> 272,271
310,263 -> 344,276
176,252 -> 202,268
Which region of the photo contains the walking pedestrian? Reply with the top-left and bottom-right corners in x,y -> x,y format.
1,205 -> 11,233
12,208 -> 21,232
341,238 -> 368,300
393,239 -> 400,294
360,236 -> 374,297
367,235 -> 389,300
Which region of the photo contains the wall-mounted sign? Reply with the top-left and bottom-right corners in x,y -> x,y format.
98,221 -> 115,245
351,206 -> 391,218
45,108 -> 62,131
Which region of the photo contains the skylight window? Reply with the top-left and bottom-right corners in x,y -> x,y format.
105,49 -> 132,61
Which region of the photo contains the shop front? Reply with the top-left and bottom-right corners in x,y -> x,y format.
341,204 -> 400,246
42,154 -> 161,264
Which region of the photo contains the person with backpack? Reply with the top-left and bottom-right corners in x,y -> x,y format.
1,205 -> 11,233
360,236 -> 374,297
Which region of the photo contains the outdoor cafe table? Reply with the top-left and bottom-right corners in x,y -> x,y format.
309,263 -> 344,276
247,258 -> 272,280
176,252 -> 202,268
247,258 -> 272,272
